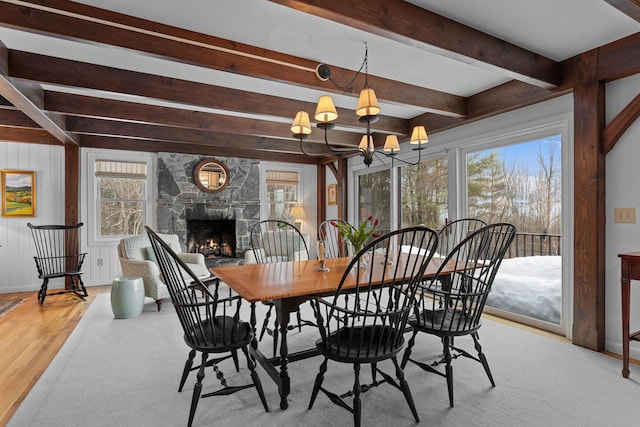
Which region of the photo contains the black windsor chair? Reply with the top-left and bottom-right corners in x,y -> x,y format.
249,220 -> 314,357
308,226 -> 440,427
318,219 -> 352,259
435,218 -> 488,297
438,218 -> 488,257
27,222 -> 87,304
401,222 -> 516,407
146,226 -> 269,427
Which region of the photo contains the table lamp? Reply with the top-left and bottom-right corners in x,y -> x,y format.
290,206 -> 306,231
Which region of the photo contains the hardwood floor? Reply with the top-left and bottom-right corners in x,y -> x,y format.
0,285 -> 110,426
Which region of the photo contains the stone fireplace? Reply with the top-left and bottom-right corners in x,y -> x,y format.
186,219 -> 237,257
155,153 -> 260,262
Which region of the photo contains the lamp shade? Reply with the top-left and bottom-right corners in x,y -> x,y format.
356,88 -> 381,118
291,111 -> 311,137
359,135 -> 375,153
290,206 -> 306,219
410,125 -> 429,145
383,135 -> 400,153
314,95 -> 338,123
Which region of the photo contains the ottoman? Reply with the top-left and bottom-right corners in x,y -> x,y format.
111,277 -> 145,319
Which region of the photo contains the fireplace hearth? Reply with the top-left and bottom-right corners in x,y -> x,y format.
186,219 -> 237,259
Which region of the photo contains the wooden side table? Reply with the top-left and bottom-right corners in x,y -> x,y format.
618,252 -> 640,377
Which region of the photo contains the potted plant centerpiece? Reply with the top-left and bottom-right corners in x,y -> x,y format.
331,217 -> 380,263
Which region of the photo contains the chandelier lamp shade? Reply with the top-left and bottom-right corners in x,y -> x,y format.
290,44 -> 429,167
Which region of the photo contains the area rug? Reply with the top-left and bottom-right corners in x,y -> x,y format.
8,294 -> 640,427
0,299 -> 24,318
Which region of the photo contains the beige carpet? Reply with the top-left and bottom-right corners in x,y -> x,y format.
8,293 -> 640,427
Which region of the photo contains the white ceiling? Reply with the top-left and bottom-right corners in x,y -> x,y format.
0,0 -> 638,134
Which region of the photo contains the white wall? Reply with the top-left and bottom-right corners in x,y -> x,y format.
605,73 -> 640,359
0,142 -> 65,293
325,172 -> 338,220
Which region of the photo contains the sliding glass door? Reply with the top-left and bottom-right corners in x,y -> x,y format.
464,135 -> 563,329
356,169 -> 391,234
400,156 -> 448,229
350,124 -> 568,336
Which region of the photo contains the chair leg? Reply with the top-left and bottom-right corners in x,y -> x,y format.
231,350 -> 240,372
74,275 -> 89,297
353,362 -> 362,427
393,356 -> 419,422
443,336 -> 455,407
296,309 -> 302,332
272,318 -> 279,358
188,352 -> 207,427
179,349 -> 197,392
155,299 -> 163,312
401,328 -> 418,369
473,332 -> 495,387
259,305 -> 273,341
242,345 -> 269,412
308,357 -> 328,409
38,278 -> 49,304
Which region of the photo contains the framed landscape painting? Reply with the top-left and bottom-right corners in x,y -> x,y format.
1,170 -> 36,217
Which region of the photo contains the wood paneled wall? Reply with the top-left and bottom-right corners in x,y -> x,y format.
0,141 -> 65,292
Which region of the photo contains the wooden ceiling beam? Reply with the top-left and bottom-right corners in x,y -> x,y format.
8,50 -> 406,136
604,0 -> 640,22
0,108 -> 39,128
0,42 -> 78,145
44,91 -> 366,146
414,80 -> 569,134
0,0 -> 465,117
79,134 -> 328,164
269,0 -> 561,89
596,32 -> 640,81
65,115 -> 342,156
0,125 -> 62,145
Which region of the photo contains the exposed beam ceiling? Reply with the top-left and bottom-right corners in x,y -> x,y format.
269,0 -> 561,89
0,0 -> 637,162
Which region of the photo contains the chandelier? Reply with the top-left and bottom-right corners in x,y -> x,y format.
290,43 -> 429,167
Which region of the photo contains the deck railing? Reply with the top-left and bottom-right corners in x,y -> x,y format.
503,231 -> 561,258
368,228 -> 560,258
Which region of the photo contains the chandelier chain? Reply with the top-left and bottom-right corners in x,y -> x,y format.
328,42 -> 369,93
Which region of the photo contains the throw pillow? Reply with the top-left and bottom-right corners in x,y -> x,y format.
143,246 -> 157,264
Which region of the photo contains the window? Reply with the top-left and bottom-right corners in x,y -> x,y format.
465,135 -> 563,326
400,156 -> 448,229
357,169 -> 391,235
266,170 -> 299,222
95,160 -> 147,237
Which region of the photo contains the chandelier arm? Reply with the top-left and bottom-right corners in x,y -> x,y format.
374,145 -> 425,167
369,150 -> 392,168
298,137 -> 326,157
323,127 -> 361,154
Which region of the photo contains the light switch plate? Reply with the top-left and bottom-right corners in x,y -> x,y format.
615,207 -> 636,223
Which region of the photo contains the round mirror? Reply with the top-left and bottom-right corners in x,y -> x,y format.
194,159 -> 229,193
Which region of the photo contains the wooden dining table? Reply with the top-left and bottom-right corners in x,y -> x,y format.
211,254 -> 459,410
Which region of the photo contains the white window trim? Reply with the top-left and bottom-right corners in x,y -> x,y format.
84,149 -> 157,247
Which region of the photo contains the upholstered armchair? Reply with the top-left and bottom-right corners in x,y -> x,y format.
117,233 -> 210,311
243,229 -> 310,265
